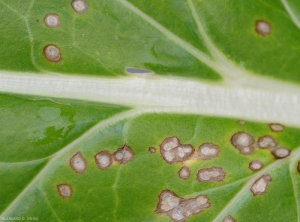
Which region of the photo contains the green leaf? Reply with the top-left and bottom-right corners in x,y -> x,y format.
1,0 -> 300,222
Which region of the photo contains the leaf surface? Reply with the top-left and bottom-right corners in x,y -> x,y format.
1,0 -> 300,222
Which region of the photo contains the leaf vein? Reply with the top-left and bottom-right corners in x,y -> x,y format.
0,109 -> 140,217
281,0 -> 300,30
289,159 -> 300,221
117,0 -> 216,72
39,182 -> 62,222
211,153 -> 299,222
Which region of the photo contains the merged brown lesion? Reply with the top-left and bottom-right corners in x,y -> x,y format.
155,190 -> 210,222
196,143 -> 220,160
231,132 -> 255,155
113,145 -> 134,164
197,167 -> 226,182
257,135 -> 291,159
257,135 -> 278,149
160,136 -> 194,164
94,145 -> 135,170
230,131 -> 291,159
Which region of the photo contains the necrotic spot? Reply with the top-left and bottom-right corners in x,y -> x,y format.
114,145 -> 134,164
160,136 -> 194,164
57,184 -> 72,198
176,145 -> 194,159
271,147 -> 290,159
223,215 -> 236,222
43,44 -> 62,63
231,132 -> 255,155
155,190 -> 210,222
197,167 -> 226,182
183,196 -> 210,216
257,135 -> 278,149
95,150 -> 113,170
148,147 -> 156,154
156,190 -> 180,213
178,166 -> 190,180
197,143 -> 220,160
71,0 -> 88,14
161,136 -> 180,152
250,174 -> 272,196
269,123 -> 285,132
70,152 -> 87,174
249,160 -> 263,171
44,13 -> 60,28
255,20 -> 272,36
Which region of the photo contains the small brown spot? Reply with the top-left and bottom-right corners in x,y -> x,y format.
251,174 -> 272,196
70,152 -> 87,174
255,20 -> 272,36
114,145 -> 134,164
160,136 -> 194,164
271,147 -> 290,159
155,190 -> 210,222
223,215 -> 236,222
269,123 -> 285,132
197,167 -> 226,182
95,150 -> 113,170
148,147 -> 156,154
71,0 -> 88,14
249,160 -> 263,171
257,135 -> 278,149
43,44 -> 61,63
231,132 -> 255,155
298,162 -> 300,173
238,120 -> 246,125
44,13 -> 60,28
57,184 -> 72,198
178,166 -> 190,180
197,143 -> 220,160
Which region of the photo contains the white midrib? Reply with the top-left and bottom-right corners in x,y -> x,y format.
2,0 -> 300,127
1,71 -> 300,127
